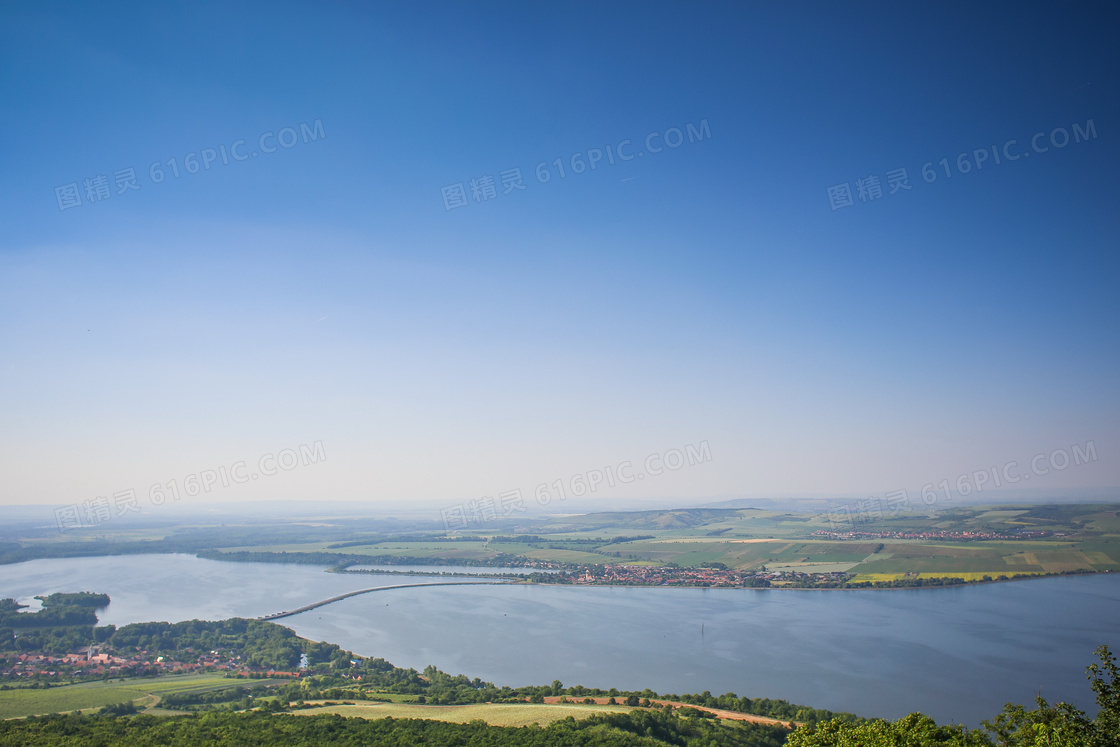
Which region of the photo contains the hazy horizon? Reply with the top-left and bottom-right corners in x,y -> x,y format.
2,2 -> 1117,520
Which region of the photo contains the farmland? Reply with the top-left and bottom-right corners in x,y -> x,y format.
362,504 -> 1119,582
3,503 -> 1118,587
0,672 -> 235,719
292,701 -> 632,726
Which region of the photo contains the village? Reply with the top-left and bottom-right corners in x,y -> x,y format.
809,528 -> 1056,541
537,563 -> 848,588
0,646 -> 303,684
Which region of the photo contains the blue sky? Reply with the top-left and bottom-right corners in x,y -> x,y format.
1,1 -> 1117,513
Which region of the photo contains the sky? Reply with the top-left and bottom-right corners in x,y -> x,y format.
1,1 -> 1118,520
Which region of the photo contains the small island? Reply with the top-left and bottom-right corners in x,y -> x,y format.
0,592 -> 110,630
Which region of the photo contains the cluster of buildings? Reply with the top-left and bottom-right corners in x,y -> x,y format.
3,648 -> 177,680
810,528 -> 1052,541
0,646 -> 299,682
558,564 -> 831,587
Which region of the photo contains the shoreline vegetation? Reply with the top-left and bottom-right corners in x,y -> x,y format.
232,563 -> 1107,620
248,550 -> 1107,591
0,596 -> 1117,746
0,597 -> 852,732
2,504 -> 1116,594
0,593 -> 110,629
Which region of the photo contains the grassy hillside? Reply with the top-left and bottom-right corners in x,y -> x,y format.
0,673 -> 235,719
4,503 -> 1118,584
294,701 -> 633,726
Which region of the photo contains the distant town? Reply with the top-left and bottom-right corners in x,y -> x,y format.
1,646 -> 304,683
810,528 -> 1058,541
529,563 -> 851,588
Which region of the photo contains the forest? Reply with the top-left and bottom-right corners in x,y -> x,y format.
0,708 -> 791,747
0,647 -> 1117,747
1,604 -> 1117,746
0,593 -> 106,629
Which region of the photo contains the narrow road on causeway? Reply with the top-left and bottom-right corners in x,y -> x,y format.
258,580 -> 514,620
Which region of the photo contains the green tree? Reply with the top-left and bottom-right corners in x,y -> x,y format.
789,647 -> 1120,747
984,645 -> 1119,747
788,713 -> 991,746
1087,645 -> 1120,747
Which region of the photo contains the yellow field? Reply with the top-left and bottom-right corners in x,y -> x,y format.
292,701 -> 632,726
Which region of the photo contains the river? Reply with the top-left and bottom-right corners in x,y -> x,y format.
2,553 -> 1118,726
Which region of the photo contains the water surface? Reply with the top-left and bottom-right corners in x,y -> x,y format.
2,554 -> 1117,726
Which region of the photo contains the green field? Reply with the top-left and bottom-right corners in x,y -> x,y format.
5,502 -> 1119,587
847,541 -> 1120,576
203,507 -> 1120,581
293,701 -> 632,726
599,538 -> 886,571
0,673 -> 263,719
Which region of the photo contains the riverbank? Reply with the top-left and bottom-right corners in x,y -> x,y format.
3,553 -> 1117,725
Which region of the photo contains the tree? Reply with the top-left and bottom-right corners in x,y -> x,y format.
983,699 -> 1091,747
787,713 -> 991,746
97,702 -> 139,717
1087,645 -> 1120,747
984,645 -> 1119,747
789,647 -> 1120,747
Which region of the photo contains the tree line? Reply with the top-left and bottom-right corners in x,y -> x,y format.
2,608 -> 1117,746
0,708 -> 791,747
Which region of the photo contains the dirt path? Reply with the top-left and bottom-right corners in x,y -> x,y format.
541,696 -> 798,728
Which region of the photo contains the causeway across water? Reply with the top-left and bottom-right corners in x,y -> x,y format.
257,581 -> 514,620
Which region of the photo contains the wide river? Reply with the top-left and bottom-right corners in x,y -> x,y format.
2,554 -> 1118,726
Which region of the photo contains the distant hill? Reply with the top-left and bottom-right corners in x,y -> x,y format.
695,497 -> 841,512
555,508 -> 744,530
693,498 -> 767,510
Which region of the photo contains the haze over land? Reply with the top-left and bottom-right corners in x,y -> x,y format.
2,3 -> 1119,744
